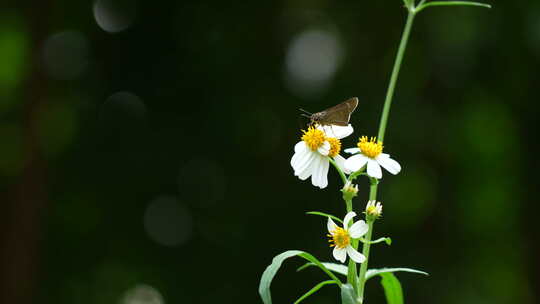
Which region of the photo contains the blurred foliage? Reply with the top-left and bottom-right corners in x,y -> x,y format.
0,0 -> 538,303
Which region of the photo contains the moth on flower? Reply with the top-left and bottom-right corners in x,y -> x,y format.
327,211 -> 368,263
290,124 -> 353,189
344,136 -> 401,179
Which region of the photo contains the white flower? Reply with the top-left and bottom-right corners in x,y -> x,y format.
290,125 -> 353,188
327,211 -> 368,263
344,136 -> 401,179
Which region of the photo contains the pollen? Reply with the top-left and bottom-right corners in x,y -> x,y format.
328,227 -> 351,249
301,127 -> 326,151
326,137 -> 341,158
357,136 -> 383,159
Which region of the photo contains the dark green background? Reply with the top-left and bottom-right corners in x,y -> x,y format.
1,0 -> 538,303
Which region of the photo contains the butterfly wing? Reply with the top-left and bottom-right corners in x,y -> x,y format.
317,97 -> 358,126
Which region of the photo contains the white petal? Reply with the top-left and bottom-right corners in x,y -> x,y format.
309,155 -> 323,186
344,147 -> 360,154
376,155 -> 401,175
327,217 -> 338,234
292,147 -> 311,171
311,155 -> 329,189
296,152 -> 316,180
333,155 -> 351,174
344,154 -> 368,172
343,211 -> 356,228
378,153 -> 390,158
317,141 -> 330,156
333,247 -> 347,263
366,159 -> 382,179
318,124 -> 354,139
290,145 -> 305,168
349,220 -> 368,238
317,156 -> 330,188
293,150 -> 314,177
346,246 -> 366,263
294,141 -> 307,153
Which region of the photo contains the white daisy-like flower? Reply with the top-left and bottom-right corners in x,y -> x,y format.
344,136 -> 401,179
327,211 -> 368,263
290,125 -> 353,188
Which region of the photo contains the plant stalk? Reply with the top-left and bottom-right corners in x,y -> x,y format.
377,11 -> 416,142
356,8 -> 416,303
344,198 -> 358,292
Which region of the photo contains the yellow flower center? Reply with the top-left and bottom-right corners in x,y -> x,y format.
301,127 -> 326,151
327,227 -> 350,249
326,137 -> 341,158
366,206 -> 378,215
357,136 -> 383,158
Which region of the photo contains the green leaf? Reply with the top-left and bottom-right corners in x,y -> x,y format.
361,237 -> 392,245
294,280 -> 338,304
416,1 -> 491,13
380,273 -> 403,304
298,263 -> 428,281
340,284 -> 357,304
297,262 -> 348,276
259,250 -> 342,304
306,211 -> 342,223
366,267 -> 428,280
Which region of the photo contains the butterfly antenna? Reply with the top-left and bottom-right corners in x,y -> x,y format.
298,108 -> 312,115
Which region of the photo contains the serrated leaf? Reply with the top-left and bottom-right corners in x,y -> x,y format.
294,280 -> 338,304
366,267 -> 428,280
380,273 -> 403,304
259,250 -> 342,304
340,284 -> 357,304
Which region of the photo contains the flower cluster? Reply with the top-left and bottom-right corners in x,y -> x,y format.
291,125 -> 401,188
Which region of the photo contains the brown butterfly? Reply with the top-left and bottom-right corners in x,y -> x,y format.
300,97 -> 358,127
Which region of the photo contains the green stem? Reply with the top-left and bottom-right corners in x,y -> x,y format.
356,8 -> 416,304
344,198 -> 358,292
329,157 -> 347,185
377,11 -> 415,142
356,220 -> 374,302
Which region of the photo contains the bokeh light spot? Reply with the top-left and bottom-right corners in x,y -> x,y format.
99,91 -> 147,133
120,284 -> 164,304
144,196 -> 192,247
0,16 -> 29,102
42,30 -> 89,80
285,29 -> 343,98
93,0 -> 138,33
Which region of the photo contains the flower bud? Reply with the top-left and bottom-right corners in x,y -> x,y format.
365,200 -> 383,220
341,181 -> 359,201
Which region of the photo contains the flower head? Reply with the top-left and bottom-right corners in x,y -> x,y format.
341,181 -> 358,201
365,200 -> 383,219
344,136 -> 401,179
327,211 -> 368,263
291,124 -> 353,188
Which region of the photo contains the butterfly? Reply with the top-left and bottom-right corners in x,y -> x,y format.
300,97 -> 358,126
